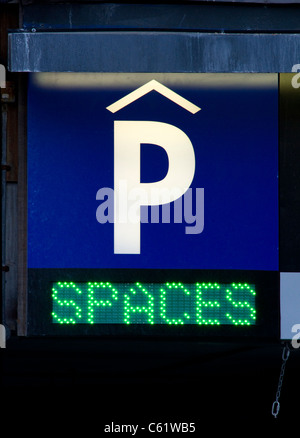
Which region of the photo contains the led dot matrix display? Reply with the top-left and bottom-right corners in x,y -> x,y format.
52,282 -> 256,326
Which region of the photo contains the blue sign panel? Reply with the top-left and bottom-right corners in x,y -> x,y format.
27,73 -> 278,271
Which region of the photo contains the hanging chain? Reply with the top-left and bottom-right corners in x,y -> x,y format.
271,342 -> 291,418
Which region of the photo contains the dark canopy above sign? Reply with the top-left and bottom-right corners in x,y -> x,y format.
8,31 -> 300,73
8,1 -> 300,73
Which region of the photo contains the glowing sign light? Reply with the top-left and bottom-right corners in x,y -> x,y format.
27,73 -> 279,338
52,281 -> 256,326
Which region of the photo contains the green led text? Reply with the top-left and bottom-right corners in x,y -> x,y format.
52,281 -> 256,326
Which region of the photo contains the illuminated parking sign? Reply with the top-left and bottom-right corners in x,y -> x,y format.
27,73 -> 279,337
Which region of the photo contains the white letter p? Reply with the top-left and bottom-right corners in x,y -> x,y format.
114,121 -> 195,254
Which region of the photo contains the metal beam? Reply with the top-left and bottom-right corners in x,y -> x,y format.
21,3 -> 300,33
8,31 -> 300,73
